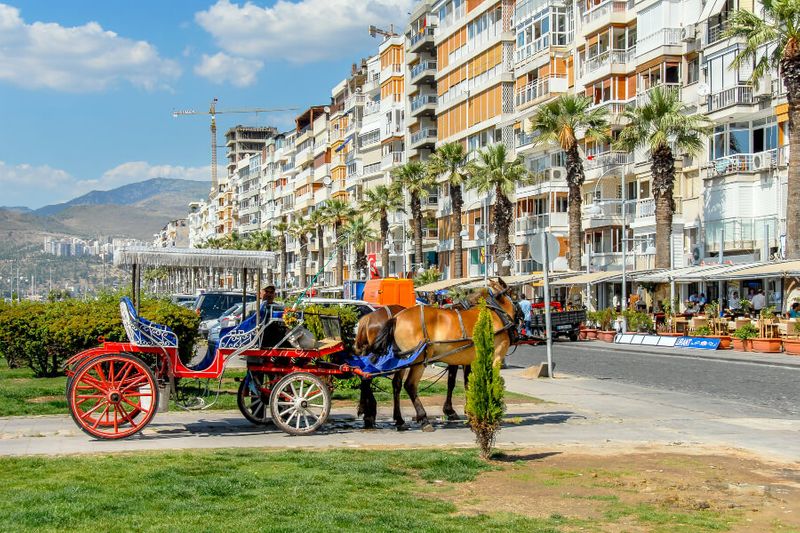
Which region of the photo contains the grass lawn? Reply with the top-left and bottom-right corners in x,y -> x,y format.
0,448 -> 773,532
0,364 -> 538,417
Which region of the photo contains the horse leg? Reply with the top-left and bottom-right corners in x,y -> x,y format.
404,364 -> 433,432
360,377 -> 377,429
392,369 -> 408,431
443,365 -> 460,421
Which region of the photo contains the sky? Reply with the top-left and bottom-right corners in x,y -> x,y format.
0,0 -> 414,208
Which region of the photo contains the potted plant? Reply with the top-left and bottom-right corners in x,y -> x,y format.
751,306 -> 782,353
732,323 -> 759,352
658,297 -> 682,336
583,311 -> 599,340
739,299 -> 753,318
704,300 -> 732,349
694,325 -> 712,337
597,307 -> 617,342
623,309 -> 653,333
783,321 -> 800,355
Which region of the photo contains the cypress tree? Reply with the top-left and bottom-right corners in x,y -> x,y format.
466,299 -> 505,459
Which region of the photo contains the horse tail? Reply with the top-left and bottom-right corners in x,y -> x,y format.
368,316 -> 397,356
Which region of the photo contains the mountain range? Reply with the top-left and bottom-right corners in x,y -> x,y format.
0,178 -> 210,242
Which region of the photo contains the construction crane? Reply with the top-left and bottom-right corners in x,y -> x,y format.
172,98 -> 299,191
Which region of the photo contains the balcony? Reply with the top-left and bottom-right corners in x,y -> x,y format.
636,83 -> 681,107
410,60 -> 437,83
630,197 -> 683,226
516,130 -> 536,149
439,196 -> 453,216
515,75 -> 568,109
344,94 -> 365,111
408,27 -> 435,53
581,48 -> 636,82
637,28 -> 682,56
410,128 -> 437,148
410,94 -> 438,116
421,194 -> 439,211
515,33 -> 555,66
585,151 -> 633,171
515,212 -> 569,234
362,162 -> 382,176
380,63 -> 403,85
422,227 -> 439,240
704,217 -> 779,254
381,151 -> 406,169
582,0 -> 634,34
706,20 -> 730,46
590,99 -> 634,124
706,85 -> 755,113
364,99 -> 380,116
706,149 -> 778,176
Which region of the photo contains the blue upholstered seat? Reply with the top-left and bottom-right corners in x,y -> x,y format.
119,297 -> 178,348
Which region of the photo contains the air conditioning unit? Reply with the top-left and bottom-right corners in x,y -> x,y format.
753,74 -> 772,97
753,153 -> 771,170
681,24 -> 696,42
549,167 -> 567,181
690,243 -> 705,265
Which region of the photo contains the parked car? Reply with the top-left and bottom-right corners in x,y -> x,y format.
194,291 -> 256,322
171,294 -> 197,307
199,302 -> 244,339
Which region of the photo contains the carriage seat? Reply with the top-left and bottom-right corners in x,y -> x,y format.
119,297 -> 178,348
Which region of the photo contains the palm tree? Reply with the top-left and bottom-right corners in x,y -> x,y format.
289,217 -> 315,287
392,161 -> 434,271
467,143 -> 531,276
615,87 -> 711,268
309,208 -> 327,270
427,142 -> 469,278
362,185 -> 405,277
724,5 -> 799,257
321,198 -> 356,286
344,217 -> 379,278
274,221 -> 290,294
531,94 -> 610,270
245,229 -> 278,285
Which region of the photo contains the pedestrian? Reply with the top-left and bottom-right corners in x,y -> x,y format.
729,291 -> 741,312
518,294 -> 532,337
752,289 -> 766,314
787,302 -> 800,319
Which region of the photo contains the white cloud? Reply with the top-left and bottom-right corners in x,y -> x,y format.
0,3 -> 180,92
195,0 -> 414,64
194,52 -> 263,87
0,160 -> 213,208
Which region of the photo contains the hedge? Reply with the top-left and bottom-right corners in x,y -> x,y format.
0,293 -> 199,377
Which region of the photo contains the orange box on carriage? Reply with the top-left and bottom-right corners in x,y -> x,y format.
362,278 -> 416,308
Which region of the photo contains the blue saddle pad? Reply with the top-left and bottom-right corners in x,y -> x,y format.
345,343 -> 427,375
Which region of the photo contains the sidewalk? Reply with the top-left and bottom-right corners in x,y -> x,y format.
1,369 -> 797,462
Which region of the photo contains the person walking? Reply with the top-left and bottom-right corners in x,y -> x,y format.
518,294 -> 532,337
752,289 -> 766,315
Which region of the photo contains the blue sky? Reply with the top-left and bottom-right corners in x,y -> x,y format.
0,0 -> 413,208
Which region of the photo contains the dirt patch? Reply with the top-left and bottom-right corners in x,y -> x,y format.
26,396 -> 62,404
437,448 -> 800,532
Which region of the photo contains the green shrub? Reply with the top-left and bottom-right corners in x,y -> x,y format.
0,295 -> 199,377
622,309 -> 653,333
794,321 -> 800,335
733,323 -> 759,340
301,304 -> 358,350
598,307 -> 617,331
694,325 -> 712,336
466,300 -> 505,459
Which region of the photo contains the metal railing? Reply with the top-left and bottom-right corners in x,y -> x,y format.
633,197 -> 683,219
516,131 -> 536,147
410,128 -> 437,144
364,99 -> 380,116
410,60 -> 437,79
704,217 -> 779,252
381,151 -> 406,168
362,162 -> 381,175
514,212 -> 569,233
706,20 -> 729,45
409,27 -> 435,47
515,33 -> 552,64
636,82 -> 681,107
590,98 -> 634,116
515,75 -> 567,107
584,48 -> 636,76
707,149 -> 778,175
411,94 -> 438,111
584,151 -> 633,170
707,85 -> 754,112
582,0 -> 631,25
344,94 -> 365,110
637,28 -> 682,53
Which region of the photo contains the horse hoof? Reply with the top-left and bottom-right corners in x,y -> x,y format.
395,422 -> 409,432
421,422 -> 435,432
445,413 -> 461,421
363,419 -> 376,430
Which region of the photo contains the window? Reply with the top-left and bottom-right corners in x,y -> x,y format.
687,58 -> 700,84
556,196 -> 568,212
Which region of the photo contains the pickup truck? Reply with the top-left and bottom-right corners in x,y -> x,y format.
526,308 -> 587,342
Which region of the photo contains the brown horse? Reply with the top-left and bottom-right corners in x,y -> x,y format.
355,305 -> 471,429
368,278 -> 516,431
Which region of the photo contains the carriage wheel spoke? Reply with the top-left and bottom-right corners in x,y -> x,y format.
78,400 -> 108,419
91,405 -> 110,429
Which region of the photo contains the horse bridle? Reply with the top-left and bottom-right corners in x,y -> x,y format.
486,286 -> 519,344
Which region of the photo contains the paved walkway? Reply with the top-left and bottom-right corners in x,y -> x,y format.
1,367 -> 798,462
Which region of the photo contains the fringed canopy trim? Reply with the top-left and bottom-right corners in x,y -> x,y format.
114,246 -> 277,269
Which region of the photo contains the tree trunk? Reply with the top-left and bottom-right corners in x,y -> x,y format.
356,249 -> 367,277
380,211 -> 390,277
299,235 -> 308,288
451,183 -> 464,278
494,184 -> 513,276
335,222 -> 344,286
783,55 -> 800,259
651,144 -> 676,269
412,196 -> 424,270
317,226 -> 325,267
566,144 -> 584,271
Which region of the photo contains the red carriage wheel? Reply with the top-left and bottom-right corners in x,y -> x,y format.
67,353 -> 158,439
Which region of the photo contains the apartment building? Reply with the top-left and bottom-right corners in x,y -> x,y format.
224,125 -> 278,178
153,219 -> 189,248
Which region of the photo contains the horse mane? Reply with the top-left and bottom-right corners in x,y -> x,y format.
367,316 -> 396,358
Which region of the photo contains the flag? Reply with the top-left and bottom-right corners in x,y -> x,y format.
368,253 -> 380,279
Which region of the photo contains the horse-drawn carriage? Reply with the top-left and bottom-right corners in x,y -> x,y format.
64,246 -> 519,439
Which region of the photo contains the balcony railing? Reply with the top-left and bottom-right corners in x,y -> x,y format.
515,212 -> 569,233
381,151 -> 406,168
344,94 -> 365,110
364,99 -> 380,116
707,149 -> 778,175
633,197 -> 682,220
585,151 -> 633,170
515,75 -> 567,107
590,98 -> 634,116
637,28 -> 682,53
517,131 -> 536,148
583,48 -> 636,76
362,162 -> 381,175
707,85 -> 754,112
706,20 -> 730,45
582,0 -> 632,25
704,217 -> 779,253
636,82 -> 681,106
515,33 -> 552,64
409,27 -> 435,47
410,128 -> 437,144
411,94 -> 438,111
410,60 -> 437,80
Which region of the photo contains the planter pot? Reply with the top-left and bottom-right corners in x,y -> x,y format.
751,337 -> 782,353
708,335 -> 732,350
732,338 -> 752,352
578,328 -> 588,340
597,330 -> 617,343
584,329 -> 598,340
782,339 -> 800,355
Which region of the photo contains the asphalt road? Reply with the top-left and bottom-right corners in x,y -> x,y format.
507,341 -> 800,418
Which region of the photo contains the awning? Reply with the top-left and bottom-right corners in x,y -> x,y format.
414,277 -> 477,292
723,260 -> 800,279
630,263 -> 772,283
551,270 -> 624,286
698,0 -> 726,25
114,246 -> 277,269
